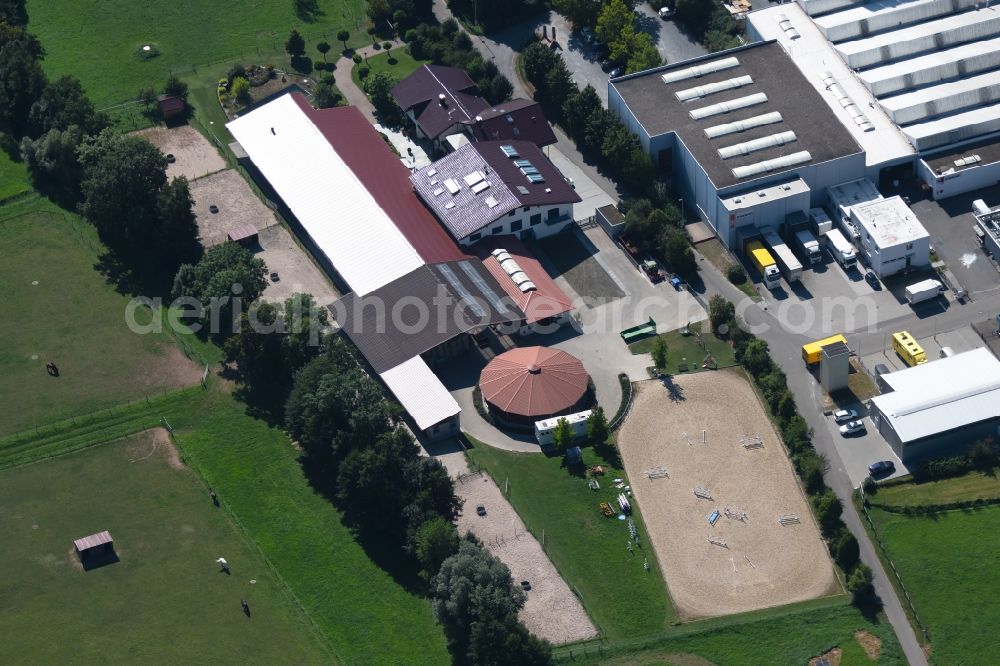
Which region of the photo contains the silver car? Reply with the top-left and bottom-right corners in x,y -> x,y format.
833,408 -> 858,424
839,420 -> 866,436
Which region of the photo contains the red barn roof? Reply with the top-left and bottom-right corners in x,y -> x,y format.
479,347 -> 589,419
289,95 -> 468,264
474,235 -> 574,324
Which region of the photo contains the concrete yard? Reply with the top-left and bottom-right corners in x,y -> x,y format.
134,125 -> 227,182
617,372 -> 838,619
189,169 -> 277,247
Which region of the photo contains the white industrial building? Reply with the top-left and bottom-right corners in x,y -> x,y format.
870,348 -> 1000,461
747,1 -> 1000,201
851,196 -> 931,277
975,199 -> 1000,259
608,41 -> 866,250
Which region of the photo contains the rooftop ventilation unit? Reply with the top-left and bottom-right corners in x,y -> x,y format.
443,178 -> 461,195
463,171 -> 484,186
444,202 -> 456,209
675,75 -> 754,102
717,131 -> 797,159
704,112 -> 783,139
485,195 -> 499,208
471,180 -> 491,194
689,93 -> 768,120
731,151 -> 812,179
432,187 -> 444,196
818,71 -> 875,132
955,154 -> 982,167
775,13 -> 799,40
500,145 -> 519,158
660,57 -> 740,85
427,168 -> 437,177
518,280 -> 537,293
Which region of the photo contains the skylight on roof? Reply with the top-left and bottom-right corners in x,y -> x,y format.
516,185 -> 529,195
471,180 -> 491,194
464,171 -> 484,186
485,195 -> 499,208
526,174 -> 545,184
500,145 -> 520,158
444,178 -> 460,195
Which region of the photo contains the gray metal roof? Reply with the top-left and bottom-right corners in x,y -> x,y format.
871,348 -> 1000,443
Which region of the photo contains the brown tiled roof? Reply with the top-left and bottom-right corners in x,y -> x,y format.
479,346 -> 588,418
390,65 -> 490,139
464,98 -> 557,147
474,235 -> 574,325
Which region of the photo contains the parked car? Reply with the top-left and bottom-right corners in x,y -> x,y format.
839,420 -> 866,436
600,58 -> 613,72
833,408 -> 858,424
608,65 -> 623,78
659,5 -> 675,18
868,460 -> 895,477
864,271 -> 881,290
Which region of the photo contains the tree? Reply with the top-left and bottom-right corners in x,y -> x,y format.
811,490 -> 843,537
337,427 -> 422,535
337,29 -> 351,52
587,406 -> 609,445
708,295 -> 734,333
79,129 -> 201,287
414,517 -> 460,580
316,41 -> 331,60
283,292 -> 328,372
540,61 -> 575,122
0,23 -> 48,138
28,75 -> 108,136
848,564 -> 874,605
627,32 -> 662,73
781,414 -> 811,452
231,76 -> 252,105
740,339 -> 772,378
486,74 -> 514,105
776,390 -> 796,422
725,263 -> 746,284
285,29 -> 306,58
552,0 -> 602,27
553,417 -> 574,454
0,0 -> 28,25
312,80 -> 342,109
223,301 -> 284,386
364,71 -> 401,122
562,84 -> 602,142
596,0 -> 634,52
138,85 -> 157,109
521,42 -> 559,89
968,438 -> 997,472
20,125 -> 85,204
794,450 -> 827,494
830,528 -> 860,572
583,107 -> 614,155
468,615 -> 552,665
171,241 -> 266,335
661,227 -> 697,277
163,73 -> 189,102
651,336 -> 668,372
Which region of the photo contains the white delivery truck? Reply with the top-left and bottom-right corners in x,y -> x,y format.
759,226 -> 802,283
825,229 -> 856,268
905,279 -> 945,305
793,229 -> 823,265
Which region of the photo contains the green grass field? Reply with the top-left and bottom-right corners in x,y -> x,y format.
628,321 -> 736,373
570,599 -> 903,665
464,438 -> 674,639
352,47 -> 430,89
867,504 -> 1000,665
0,202 -> 203,437
874,472 -> 1000,507
0,151 -> 31,202
26,0 -> 368,107
0,430 -> 329,664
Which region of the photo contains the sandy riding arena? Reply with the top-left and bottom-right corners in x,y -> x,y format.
134,126 -> 227,182
617,371 -> 837,619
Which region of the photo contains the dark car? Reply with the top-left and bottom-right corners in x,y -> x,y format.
868,460 -> 895,477
600,58 -> 612,72
864,271 -> 881,290
608,65 -> 623,78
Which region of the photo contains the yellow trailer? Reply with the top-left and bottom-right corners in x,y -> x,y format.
801,334 -> 848,365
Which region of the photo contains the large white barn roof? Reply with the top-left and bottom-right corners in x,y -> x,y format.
380,357 -> 461,431
872,348 -> 1000,443
227,94 -> 424,296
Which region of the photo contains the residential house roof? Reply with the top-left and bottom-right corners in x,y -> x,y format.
464,98 -> 557,147
391,64 -> 490,140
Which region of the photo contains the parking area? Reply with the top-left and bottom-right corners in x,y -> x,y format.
256,225 -> 340,308
189,169 -> 277,247
546,146 -> 615,221
134,125 -> 227,182
820,405 -> 908,489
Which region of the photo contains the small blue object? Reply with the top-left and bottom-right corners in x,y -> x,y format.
708,510 -> 720,526
617,514 -> 626,521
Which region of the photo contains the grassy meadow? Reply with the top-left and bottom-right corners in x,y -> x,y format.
352,47 -> 430,89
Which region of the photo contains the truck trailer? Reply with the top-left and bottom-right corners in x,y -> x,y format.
905,279 -> 945,305
810,208 -> 833,236
746,241 -> 781,290
802,334 -> 848,365
759,226 -> 802,283
793,229 -> 823,265
825,229 -> 856,268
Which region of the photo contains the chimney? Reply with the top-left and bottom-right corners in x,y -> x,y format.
438,93 -> 447,108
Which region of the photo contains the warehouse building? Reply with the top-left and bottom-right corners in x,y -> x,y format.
608,40 -> 865,249
975,199 -> 1000,259
851,196 -> 931,278
870,348 -> 1000,461
748,1 -> 1000,200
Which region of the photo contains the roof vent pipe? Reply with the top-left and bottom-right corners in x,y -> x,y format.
439,93 -> 447,108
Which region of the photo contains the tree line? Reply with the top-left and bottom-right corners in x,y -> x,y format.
708,296 -> 877,607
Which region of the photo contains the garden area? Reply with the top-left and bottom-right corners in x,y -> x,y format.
464,437 -> 674,641
352,47 -> 429,90
628,321 -> 736,375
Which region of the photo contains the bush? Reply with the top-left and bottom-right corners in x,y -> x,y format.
913,454 -> 969,481
781,415 -> 811,453
358,66 -> 370,79
383,41 -> 393,49
794,450 -> 827,494
830,528 -> 860,572
231,77 -> 252,105
353,53 -> 363,64
811,490 -> 843,537
708,295 -> 735,334
726,263 -> 746,284
848,564 -> 874,605
227,63 -> 247,85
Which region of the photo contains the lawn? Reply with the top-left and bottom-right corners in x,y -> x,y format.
0,430 -> 330,664
866,504 -> 1000,665
0,202 -> 203,437
464,438 -> 675,640
0,150 -> 31,202
695,238 -> 761,303
569,599 -> 904,665
628,320 -> 737,374
874,472 -> 1000,507
352,47 -> 430,90
25,0 -> 368,107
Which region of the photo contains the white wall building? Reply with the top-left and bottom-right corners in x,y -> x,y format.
851,196 -> 930,278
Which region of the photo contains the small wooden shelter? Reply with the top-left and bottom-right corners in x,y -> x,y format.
74,530 -> 114,561
227,224 -> 259,248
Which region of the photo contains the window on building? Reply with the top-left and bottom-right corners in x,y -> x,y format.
547,208 -> 559,220
530,213 -> 541,226
511,220 -> 523,232
492,225 -> 503,234
523,207 -> 529,212
470,232 -> 481,242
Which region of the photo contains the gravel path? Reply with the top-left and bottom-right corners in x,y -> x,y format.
454,472 -> 597,644
617,371 -> 838,619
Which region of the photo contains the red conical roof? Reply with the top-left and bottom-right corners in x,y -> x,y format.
479,347 -> 589,418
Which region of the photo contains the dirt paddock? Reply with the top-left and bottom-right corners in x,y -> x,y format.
134,126 -> 227,182
616,371 -> 837,619
189,169 -> 277,247
455,472 -> 597,645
